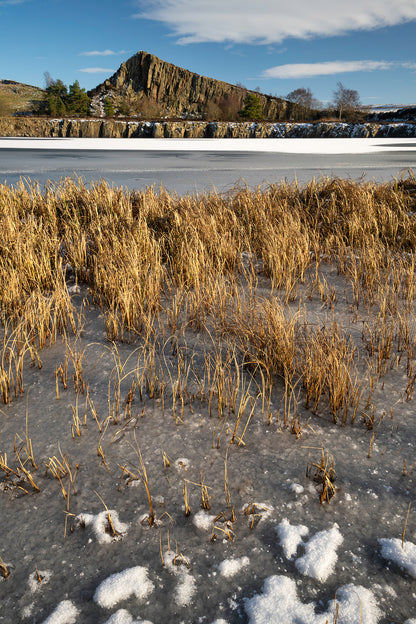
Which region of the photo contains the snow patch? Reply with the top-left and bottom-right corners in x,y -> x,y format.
176,573 -> 196,606
328,584 -> 381,623
103,609 -> 154,624
40,600 -> 78,624
174,457 -> 190,471
76,510 -> 128,543
163,550 -> 196,606
4,137 -> 416,155
93,566 -> 154,609
245,575 -> 381,624
28,569 -> 52,592
289,483 -> 304,495
218,556 -> 250,578
67,284 -> 80,294
193,510 -> 216,531
295,524 -> 343,582
275,519 -> 309,559
379,538 -> 416,577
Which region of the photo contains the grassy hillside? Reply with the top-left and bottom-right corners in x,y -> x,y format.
0,80 -> 45,116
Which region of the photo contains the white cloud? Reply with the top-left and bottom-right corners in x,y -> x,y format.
0,0 -> 25,5
78,67 -> 116,74
262,60 -> 398,79
134,0 -> 416,44
80,50 -> 127,57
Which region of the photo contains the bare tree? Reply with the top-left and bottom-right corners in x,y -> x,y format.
332,82 -> 361,121
44,71 -> 54,88
286,88 -> 321,120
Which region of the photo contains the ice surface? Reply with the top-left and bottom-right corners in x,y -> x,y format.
93,566 -> 154,609
295,524 -> 343,582
379,538 -> 416,577
1,249 -> 416,622
218,556 -> 250,577
245,575 -> 381,624
275,518 -> 309,559
40,600 -> 78,624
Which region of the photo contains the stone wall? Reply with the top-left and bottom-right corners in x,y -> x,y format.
1,117 -> 416,138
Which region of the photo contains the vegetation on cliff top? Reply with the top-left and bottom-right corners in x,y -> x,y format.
0,52 -> 408,124
0,80 -> 45,117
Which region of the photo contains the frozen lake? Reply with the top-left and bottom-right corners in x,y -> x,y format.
0,137 -> 416,193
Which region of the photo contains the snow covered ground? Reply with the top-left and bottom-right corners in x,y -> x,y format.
1,136 -> 416,154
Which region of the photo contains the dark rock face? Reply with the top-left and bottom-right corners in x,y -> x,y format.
1,117 -> 416,138
89,51 -> 289,120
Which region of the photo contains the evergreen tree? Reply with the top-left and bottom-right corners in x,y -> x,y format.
103,97 -> 115,117
239,93 -> 264,119
44,76 -> 91,116
67,80 -> 91,116
45,79 -> 67,116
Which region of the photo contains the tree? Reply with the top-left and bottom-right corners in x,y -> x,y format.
103,97 -> 115,117
332,82 -> 361,121
45,79 -> 67,116
44,76 -> 91,116
239,93 -> 264,119
286,88 -> 321,121
67,80 -> 91,116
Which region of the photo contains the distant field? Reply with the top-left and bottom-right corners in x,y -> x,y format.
0,80 -> 45,116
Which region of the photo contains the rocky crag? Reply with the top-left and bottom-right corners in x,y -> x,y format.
89,51 -> 289,119
1,117 -> 416,138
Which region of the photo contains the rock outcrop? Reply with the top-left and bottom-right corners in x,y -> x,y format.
89,51 -> 289,120
1,117 -> 416,138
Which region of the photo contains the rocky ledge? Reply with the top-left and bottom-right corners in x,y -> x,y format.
1,117 -> 416,138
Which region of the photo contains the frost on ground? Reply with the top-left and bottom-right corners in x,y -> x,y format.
94,567 -> 154,609
40,600 -> 78,624
245,576 -> 381,624
275,519 -> 309,559
378,538 -> 416,577
218,556 -> 250,578
295,524 -> 344,582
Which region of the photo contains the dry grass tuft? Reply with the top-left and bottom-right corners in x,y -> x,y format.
2,174 -> 416,531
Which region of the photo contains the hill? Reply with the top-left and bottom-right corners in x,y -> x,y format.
89,50 -> 290,120
0,80 -> 45,116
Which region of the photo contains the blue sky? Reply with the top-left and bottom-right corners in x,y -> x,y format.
1,0 -> 416,106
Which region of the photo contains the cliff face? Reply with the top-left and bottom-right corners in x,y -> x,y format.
89,51 -> 289,119
1,117 -> 416,138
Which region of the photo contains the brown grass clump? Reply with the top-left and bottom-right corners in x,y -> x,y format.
1,173 -> 416,431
